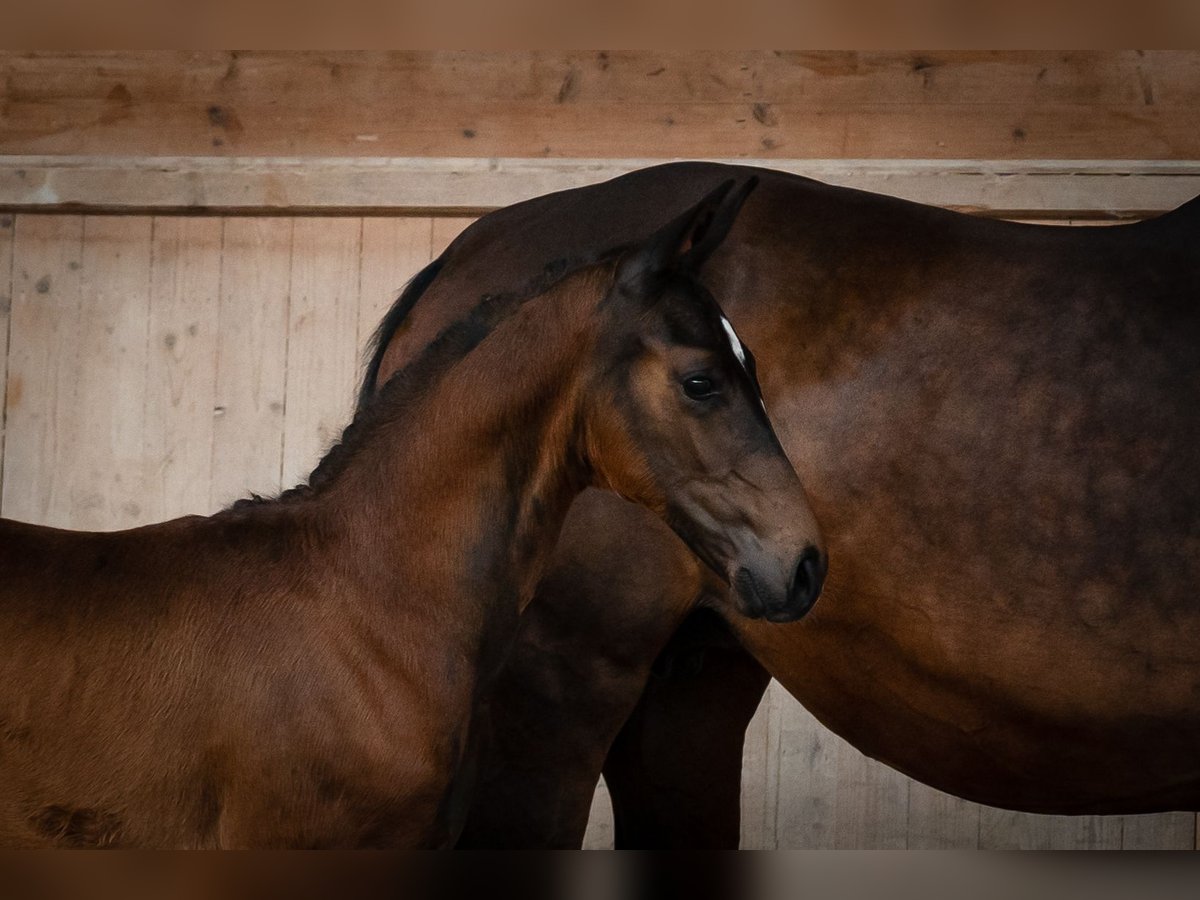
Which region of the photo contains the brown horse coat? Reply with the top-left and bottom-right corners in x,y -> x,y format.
364,162 -> 1200,846
0,186 -> 822,847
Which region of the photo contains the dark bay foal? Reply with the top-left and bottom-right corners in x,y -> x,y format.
0,182 -> 824,848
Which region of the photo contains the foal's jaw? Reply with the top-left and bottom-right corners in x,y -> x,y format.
673,467 -> 827,624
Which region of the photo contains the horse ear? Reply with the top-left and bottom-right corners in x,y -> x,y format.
618,176 -> 758,295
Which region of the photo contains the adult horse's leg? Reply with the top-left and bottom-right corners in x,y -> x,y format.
603,611 -> 771,849
454,491 -> 709,848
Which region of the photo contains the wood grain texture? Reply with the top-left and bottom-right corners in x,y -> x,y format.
281,217 -> 362,488
2,52 -> 1199,160
773,688 -> 839,848
2,215 -> 85,524
741,680 -> 787,849
833,740 -> 910,849
4,157 -> 1199,220
209,217 -> 291,508
431,217 -> 476,257
905,780 -> 982,850
2,216 -> 155,530
358,217 -> 437,353
143,217 -> 223,520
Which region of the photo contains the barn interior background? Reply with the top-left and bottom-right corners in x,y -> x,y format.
1,50 -> 1199,849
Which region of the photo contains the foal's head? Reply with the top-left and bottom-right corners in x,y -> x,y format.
583,180 -> 825,622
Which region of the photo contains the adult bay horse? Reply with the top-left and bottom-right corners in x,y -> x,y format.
361,161 -> 1200,847
0,182 -> 825,848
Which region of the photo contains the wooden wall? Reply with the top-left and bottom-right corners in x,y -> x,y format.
3,51 -> 1200,160
2,50 -> 1199,849
0,213 -> 470,526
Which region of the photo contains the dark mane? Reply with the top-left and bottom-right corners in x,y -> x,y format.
356,258 -> 444,412
228,249 -> 622,511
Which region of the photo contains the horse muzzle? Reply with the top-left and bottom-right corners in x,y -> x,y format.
733,544 -> 827,623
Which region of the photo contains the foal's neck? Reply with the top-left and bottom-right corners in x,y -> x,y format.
317,268 -> 605,671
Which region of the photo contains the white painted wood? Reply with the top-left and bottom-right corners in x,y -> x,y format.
2,157 -> 1198,218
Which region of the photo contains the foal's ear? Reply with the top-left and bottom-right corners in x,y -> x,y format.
618,176 -> 759,294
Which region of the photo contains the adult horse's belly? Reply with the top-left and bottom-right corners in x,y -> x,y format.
726,265 -> 1200,814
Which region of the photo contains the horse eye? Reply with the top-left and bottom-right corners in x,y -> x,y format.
682,375 -> 717,400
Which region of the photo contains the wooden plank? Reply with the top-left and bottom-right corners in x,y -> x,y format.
2,52 -> 1199,160
2,215 -> 153,530
281,218 -> 362,489
833,741 -> 910,848
772,689 -> 839,848
1121,813 -> 1196,850
979,809 -> 1125,850
431,217 -> 476,257
2,216 -> 84,524
208,218 -> 291,509
979,808 -> 1056,849
740,679 -> 784,848
358,217 -> 434,356
1049,815 -> 1124,849
906,783 -> 981,849
143,217 -> 223,521
3,157 -> 1199,220
0,213 -> 12,510
72,216 -> 155,529
581,776 -> 615,850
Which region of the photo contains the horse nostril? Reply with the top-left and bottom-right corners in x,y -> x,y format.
790,546 -> 826,613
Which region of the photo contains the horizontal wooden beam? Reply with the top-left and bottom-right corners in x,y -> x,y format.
1,157 -> 1198,219
3,52 -> 1200,160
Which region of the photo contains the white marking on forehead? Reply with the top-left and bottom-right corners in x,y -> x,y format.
720,313 -> 769,414
719,315 -> 747,369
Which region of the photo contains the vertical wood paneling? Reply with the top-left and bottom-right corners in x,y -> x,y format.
772,690 -> 839,848
979,808 -> 1056,849
1120,814 -> 1195,850
281,218 -> 362,489
833,742 -> 910,848
3,215 -> 85,524
740,682 -> 778,848
581,776 -> 615,849
143,217 -> 223,520
358,218 -> 436,354
907,783 -> 982,849
77,217 -> 155,529
3,216 -> 154,530
978,809 -> 1127,850
0,213 -> 12,510
431,217 -> 476,258
209,218 -> 291,509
